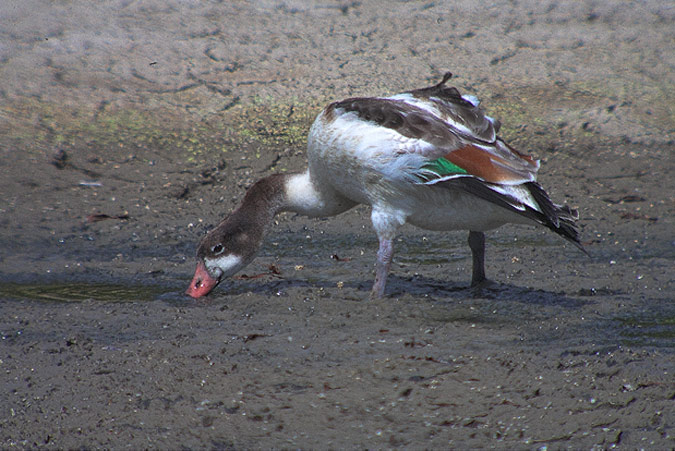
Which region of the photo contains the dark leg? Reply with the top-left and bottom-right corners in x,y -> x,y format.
468,231 -> 486,286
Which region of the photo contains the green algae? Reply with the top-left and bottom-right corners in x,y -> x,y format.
2,76 -> 670,167
0,282 -> 165,303
0,95 -> 320,165
616,314 -> 675,347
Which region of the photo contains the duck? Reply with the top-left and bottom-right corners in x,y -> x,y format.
186,72 -> 584,299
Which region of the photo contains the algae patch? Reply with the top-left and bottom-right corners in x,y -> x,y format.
616,314 -> 675,347
0,282 -> 165,303
1,95 -> 321,165
223,96 -> 318,149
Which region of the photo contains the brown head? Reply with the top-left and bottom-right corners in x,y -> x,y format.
185,213 -> 264,298
185,175 -> 287,298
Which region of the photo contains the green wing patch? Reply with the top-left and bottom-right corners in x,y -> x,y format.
422,157 -> 467,176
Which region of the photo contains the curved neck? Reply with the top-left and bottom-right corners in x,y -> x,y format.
243,170 -> 337,216
200,170 -> 354,263
219,175 -> 290,246
228,171 -> 321,227
236,173 -> 289,219
216,170 -> 348,245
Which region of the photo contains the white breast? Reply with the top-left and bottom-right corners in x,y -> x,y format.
307,110 -> 429,204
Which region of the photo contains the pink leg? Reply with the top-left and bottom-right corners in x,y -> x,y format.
370,208 -> 403,299
371,236 -> 394,298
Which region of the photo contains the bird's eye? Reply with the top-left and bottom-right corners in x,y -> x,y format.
211,244 -> 224,255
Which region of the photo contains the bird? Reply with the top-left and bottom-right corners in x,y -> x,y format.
186,72 -> 584,299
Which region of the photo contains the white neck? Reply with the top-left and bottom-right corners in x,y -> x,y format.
281,171 -> 356,218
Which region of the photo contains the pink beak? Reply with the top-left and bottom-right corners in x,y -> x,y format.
185,261 -> 220,298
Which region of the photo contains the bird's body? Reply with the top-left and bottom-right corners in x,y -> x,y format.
187,73 -> 583,298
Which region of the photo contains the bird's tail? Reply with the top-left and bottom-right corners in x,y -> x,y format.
524,182 -> 586,254
434,177 -> 587,254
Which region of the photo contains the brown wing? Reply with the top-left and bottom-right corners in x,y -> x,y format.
406,71 -> 499,143
325,73 -> 540,184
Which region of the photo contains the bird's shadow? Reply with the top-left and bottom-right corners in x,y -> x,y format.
388,273 -> 590,309
201,272 -> 589,310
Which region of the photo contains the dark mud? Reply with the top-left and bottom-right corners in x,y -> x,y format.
1,1 -> 673,448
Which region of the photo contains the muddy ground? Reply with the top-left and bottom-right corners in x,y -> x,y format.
1,0 -> 673,448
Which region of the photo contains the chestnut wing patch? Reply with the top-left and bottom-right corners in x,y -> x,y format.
441,143 -> 538,184
417,143 -> 537,184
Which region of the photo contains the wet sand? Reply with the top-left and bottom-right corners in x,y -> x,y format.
1,1 -> 673,448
